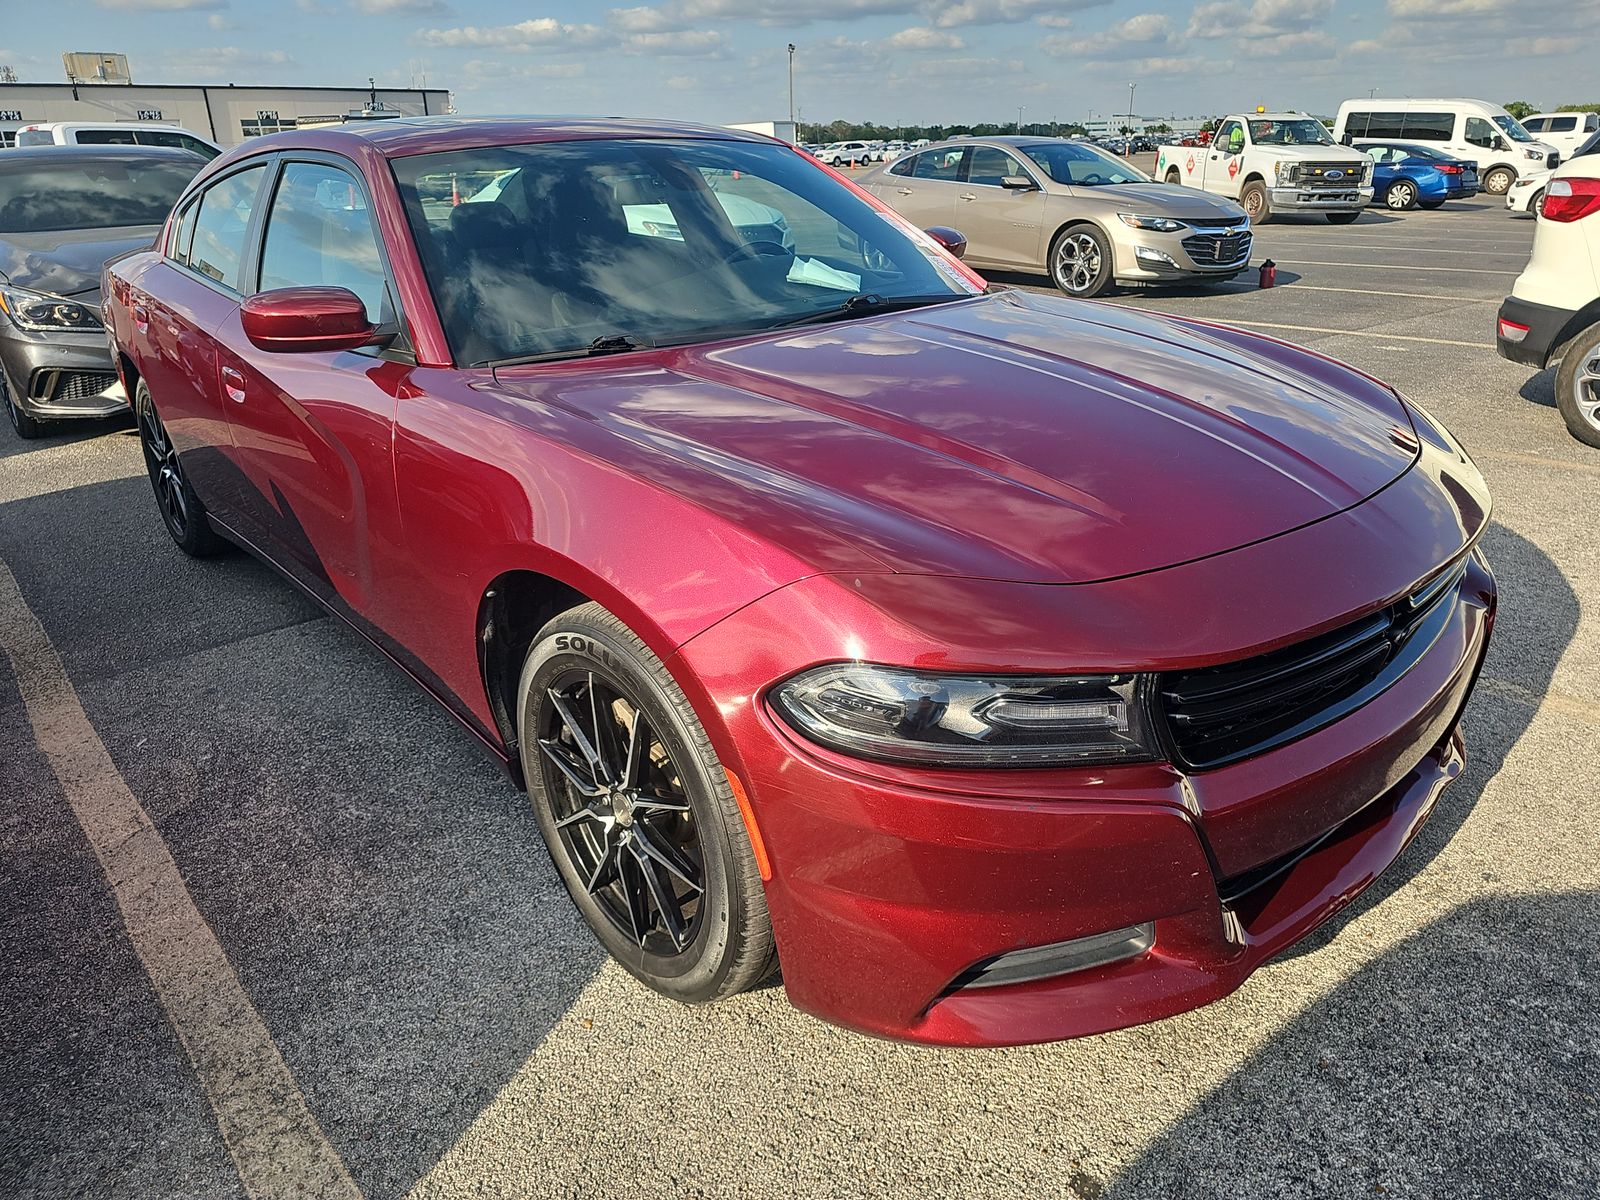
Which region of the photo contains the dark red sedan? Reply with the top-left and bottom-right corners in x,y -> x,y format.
103,117 -> 1494,1046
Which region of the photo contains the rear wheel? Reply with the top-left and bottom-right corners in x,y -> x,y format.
517,603 -> 777,1002
1326,211 -> 1361,225
1555,324 -> 1600,450
1049,225 -> 1113,298
1483,166 -> 1515,196
1531,189 -> 1547,217
1165,168 -> 1181,185
2,370 -> 47,439
1240,181 -> 1271,223
135,379 -> 226,557
1384,180 -> 1418,210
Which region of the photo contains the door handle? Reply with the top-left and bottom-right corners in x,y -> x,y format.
132,304 -> 149,332
221,365 -> 246,405
1210,154 -> 1220,160
959,192 -> 977,201
895,187 -> 914,195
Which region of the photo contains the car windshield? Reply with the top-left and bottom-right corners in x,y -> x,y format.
0,156 -> 197,233
1250,119 -> 1334,146
1019,142 -> 1149,186
1493,115 -> 1534,143
391,138 -> 978,367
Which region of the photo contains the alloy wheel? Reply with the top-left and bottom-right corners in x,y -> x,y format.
1571,352 -> 1600,434
536,669 -> 705,956
1387,182 -> 1415,210
1054,232 -> 1103,295
138,392 -> 190,538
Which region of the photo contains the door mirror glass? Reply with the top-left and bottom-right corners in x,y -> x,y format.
241,286 -> 376,353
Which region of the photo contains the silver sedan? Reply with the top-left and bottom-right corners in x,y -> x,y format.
857,137 -> 1252,297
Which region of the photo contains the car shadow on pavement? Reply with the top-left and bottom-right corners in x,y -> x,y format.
982,269 -> 1303,300
2,470 -> 607,1200
1517,366 -> 1558,411
0,412 -> 134,459
1099,890 -> 1600,1199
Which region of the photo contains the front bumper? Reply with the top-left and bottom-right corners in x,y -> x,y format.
0,324 -> 128,420
1268,185 -> 1372,210
1495,294 -> 1578,368
1115,225 -> 1252,283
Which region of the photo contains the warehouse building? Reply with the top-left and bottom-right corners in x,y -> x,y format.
0,70 -> 450,148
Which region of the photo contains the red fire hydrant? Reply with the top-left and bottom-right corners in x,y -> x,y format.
1258,259 -> 1277,288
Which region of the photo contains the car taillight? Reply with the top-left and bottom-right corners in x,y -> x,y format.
1541,178 -> 1600,222
1498,318 -> 1530,343
1437,164 -> 1462,174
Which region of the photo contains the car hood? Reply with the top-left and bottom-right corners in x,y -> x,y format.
0,225 -> 163,298
1068,182 -> 1246,220
491,291 -> 1419,584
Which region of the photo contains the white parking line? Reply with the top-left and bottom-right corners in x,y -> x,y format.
1206,319 -> 1491,347
0,557 -> 362,1200
1255,241 -> 1528,257
1285,285 -> 1499,302
1271,259 -> 1521,275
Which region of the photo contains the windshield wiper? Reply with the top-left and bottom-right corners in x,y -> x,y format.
768,292 -> 965,330
484,333 -> 655,368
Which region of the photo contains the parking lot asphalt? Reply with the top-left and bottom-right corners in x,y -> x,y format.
4,190 -> 1599,1200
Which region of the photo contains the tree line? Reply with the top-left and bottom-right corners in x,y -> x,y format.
797,120 -> 1180,143
1503,100 -> 1599,119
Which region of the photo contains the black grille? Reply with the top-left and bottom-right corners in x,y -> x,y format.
1159,558 -> 1467,770
1300,162 -> 1363,186
29,369 -> 118,403
1181,231 -> 1252,266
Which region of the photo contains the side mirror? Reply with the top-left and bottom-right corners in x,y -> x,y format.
924,225 -> 968,260
1493,136 -> 1509,151
1000,175 -> 1037,191
241,286 -> 377,354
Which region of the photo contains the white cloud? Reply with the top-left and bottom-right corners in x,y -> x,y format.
353,0 -> 450,14
623,29 -> 728,55
887,26 -> 966,49
1047,11 -> 1174,56
416,18 -> 611,50
150,46 -> 293,80
206,12 -> 237,28
94,0 -> 223,9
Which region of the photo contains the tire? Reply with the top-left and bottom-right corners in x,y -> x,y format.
517,602 -> 778,1003
1531,189 -> 1547,217
1483,166 -> 1515,196
1049,224 -> 1114,298
1326,211 -> 1361,225
1384,180 -> 1418,210
134,378 -> 226,557
1555,324 -> 1600,450
1419,200 -> 1445,210
2,369 -> 47,439
1240,180 -> 1271,223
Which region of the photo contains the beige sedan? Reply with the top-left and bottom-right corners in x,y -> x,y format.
857,137 -> 1253,297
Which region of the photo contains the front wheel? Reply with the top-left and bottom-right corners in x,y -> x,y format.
1240,181 -> 1271,223
2,370 -> 47,439
1326,211 -> 1361,225
517,603 -> 777,1003
1483,166 -> 1515,196
1049,225 -> 1114,297
1384,180 -> 1418,210
1555,324 -> 1600,449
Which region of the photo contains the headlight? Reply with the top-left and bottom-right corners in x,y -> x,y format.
1362,162 -> 1375,184
1273,161 -> 1298,184
769,663 -> 1156,767
1116,213 -> 1187,233
1524,148 -> 1543,161
0,285 -> 103,332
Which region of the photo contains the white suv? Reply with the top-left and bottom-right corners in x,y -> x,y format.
1496,147 -> 1600,446
821,141 -> 872,167
14,121 -> 221,159
1522,112 -> 1599,161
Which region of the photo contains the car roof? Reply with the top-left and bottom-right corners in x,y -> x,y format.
236,115 -> 776,159
0,144 -> 206,164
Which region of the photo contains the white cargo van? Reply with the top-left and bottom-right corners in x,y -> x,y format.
1522,112 -> 1599,162
1332,99 -> 1558,197
13,121 -> 221,159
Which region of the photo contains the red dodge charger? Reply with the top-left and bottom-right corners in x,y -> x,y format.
103,117 -> 1494,1046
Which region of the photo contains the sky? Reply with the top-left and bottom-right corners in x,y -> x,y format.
3,0 -> 1594,128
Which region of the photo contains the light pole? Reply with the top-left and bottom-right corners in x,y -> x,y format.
1017,104 -> 1025,134
1127,81 -> 1137,133
787,43 -> 796,131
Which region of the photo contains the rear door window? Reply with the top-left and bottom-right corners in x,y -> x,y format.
1400,112 -> 1453,140
914,148 -> 966,180
74,127 -> 139,146
187,164 -> 268,292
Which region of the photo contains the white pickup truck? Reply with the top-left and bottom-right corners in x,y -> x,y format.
1156,112 -> 1373,224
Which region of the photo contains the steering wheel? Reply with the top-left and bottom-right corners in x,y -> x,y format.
721,240 -> 791,266
1078,171 -> 1108,185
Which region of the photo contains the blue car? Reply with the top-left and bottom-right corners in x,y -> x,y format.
1355,141 -> 1481,210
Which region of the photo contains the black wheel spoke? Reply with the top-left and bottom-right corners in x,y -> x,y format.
538,737 -> 605,798
546,687 -> 607,785
622,706 -> 649,790
633,795 -> 690,814
619,852 -> 650,947
630,842 -> 688,948
632,823 -> 703,894
554,805 -> 603,829
584,832 -> 619,895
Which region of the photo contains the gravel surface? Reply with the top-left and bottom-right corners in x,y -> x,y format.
3,193 -> 1597,1200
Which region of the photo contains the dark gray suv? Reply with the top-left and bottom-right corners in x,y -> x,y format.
0,145 -> 200,438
